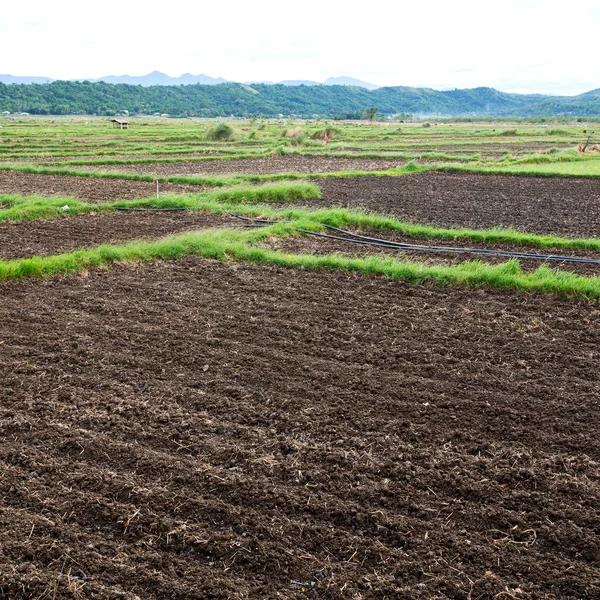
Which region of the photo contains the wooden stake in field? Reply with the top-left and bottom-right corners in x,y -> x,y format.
156,180 -> 159,200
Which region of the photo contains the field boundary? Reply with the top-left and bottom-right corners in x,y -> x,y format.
2,226 -> 600,299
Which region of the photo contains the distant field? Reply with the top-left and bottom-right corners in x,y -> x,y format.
1,117 -> 599,599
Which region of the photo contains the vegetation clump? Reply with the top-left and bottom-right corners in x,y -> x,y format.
283,127 -> 303,138
310,126 -> 341,140
497,129 -> 518,136
205,123 -> 235,141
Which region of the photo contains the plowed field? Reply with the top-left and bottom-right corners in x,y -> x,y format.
1,259 -> 599,599
65,156 -> 407,176
314,173 -> 600,238
0,212 -> 226,260
2,137 -> 600,600
0,171 -> 205,202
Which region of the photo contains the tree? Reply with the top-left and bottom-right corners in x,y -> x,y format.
364,106 -> 378,122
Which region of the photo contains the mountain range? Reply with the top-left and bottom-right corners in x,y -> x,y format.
0,71 -> 379,89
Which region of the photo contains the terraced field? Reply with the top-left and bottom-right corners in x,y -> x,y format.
1,117 -> 599,599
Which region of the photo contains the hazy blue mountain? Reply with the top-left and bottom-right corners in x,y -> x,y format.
0,72 -> 391,90
0,74 -> 54,84
85,71 -> 227,86
573,88 -> 600,99
253,77 -> 378,88
324,76 -> 379,89
279,80 -> 321,86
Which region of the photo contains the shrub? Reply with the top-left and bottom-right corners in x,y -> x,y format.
422,122 -> 431,128
205,123 -> 235,141
288,134 -> 307,147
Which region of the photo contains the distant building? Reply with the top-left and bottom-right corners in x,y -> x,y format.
111,119 -> 129,129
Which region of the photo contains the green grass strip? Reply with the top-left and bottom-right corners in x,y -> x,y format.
0,194 -> 95,222
435,158 -> 600,178
0,182 -> 321,222
1,227 -> 599,300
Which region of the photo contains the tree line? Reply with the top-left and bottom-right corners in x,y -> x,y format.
1,80 -> 599,117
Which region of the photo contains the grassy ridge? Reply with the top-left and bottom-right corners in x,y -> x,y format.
435,154 -> 600,178
5,189 -> 600,254
1,227 -> 599,299
0,182 -> 321,221
0,194 -> 93,221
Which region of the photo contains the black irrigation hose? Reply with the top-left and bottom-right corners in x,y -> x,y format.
227,213 -> 600,266
115,207 -> 188,212
218,223 -> 269,228
300,229 -> 600,265
227,212 -> 291,224
316,225 -> 600,265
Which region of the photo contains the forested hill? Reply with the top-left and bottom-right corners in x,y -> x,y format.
1,80 -> 599,117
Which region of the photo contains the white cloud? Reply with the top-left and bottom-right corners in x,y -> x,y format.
0,0 -> 598,95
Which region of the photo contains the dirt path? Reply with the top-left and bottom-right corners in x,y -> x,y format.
0,211 -> 226,260
1,259 -> 598,599
309,173 -> 600,239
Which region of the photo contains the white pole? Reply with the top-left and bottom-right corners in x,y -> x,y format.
156,180 -> 159,200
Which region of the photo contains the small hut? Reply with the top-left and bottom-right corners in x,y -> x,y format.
111,119 -> 129,129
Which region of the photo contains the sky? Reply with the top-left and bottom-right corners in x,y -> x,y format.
1,0 -> 598,96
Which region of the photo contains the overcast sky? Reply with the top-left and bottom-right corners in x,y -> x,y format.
1,0 -> 597,95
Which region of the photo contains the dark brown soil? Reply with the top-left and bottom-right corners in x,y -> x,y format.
0,211 -> 226,260
1,259 -> 599,599
308,173 -> 600,238
1,153 -> 228,163
389,144 -> 571,153
66,156 -> 407,176
261,229 -> 600,277
0,170 -> 206,202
